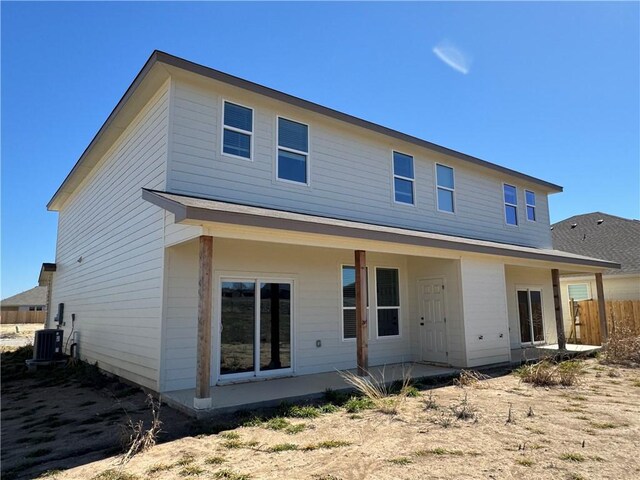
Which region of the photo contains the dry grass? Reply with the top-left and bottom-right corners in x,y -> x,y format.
119,395 -> 163,464
454,370 -> 491,388
339,367 -> 413,414
41,359 -> 640,480
515,359 -> 585,387
601,323 -> 640,365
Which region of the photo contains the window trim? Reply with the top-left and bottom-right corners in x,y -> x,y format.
567,283 -> 591,302
435,163 -> 456,214
392,151 -> 415,207
503,182 -> 519,227
221,99 -> 254,161
525,190 -> 536,222
276,115 -> 310,186
515,285 -> 546,345
340,264 -> 369,342
215,272 -> 297,383
374,266 -> 402,339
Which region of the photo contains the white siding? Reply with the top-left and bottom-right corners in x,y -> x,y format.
162,239 -> 414,392
407,257 -> 466,367
505,265 -> 557,348
459,257 -> 511,366
560,274 -> 640,335
49,82 -> 170,390
166,77 -> 553,249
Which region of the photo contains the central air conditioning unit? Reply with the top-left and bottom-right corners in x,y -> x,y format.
33,329 -> 64,362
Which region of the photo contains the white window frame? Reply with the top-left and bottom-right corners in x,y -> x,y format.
435,163 -> 456,214
340,265 -> 369,342
503,183 -> 519,227
515,286 -> 545,345
567,283 -> 591,301
374,266 -> 402,339
276,115 -> 310,186
525,190 -> 536,222
392,151 -> 415,206
216,274 -> 296,383
221,99 -> 254,161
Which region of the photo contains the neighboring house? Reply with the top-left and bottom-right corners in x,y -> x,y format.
1,286 -> 47,324
552,212 -> 640,334
45,51 -> 618,412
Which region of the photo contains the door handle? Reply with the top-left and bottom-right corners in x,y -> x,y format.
420,317 -> 424,326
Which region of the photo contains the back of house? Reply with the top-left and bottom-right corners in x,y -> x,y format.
44,52 -> 618,411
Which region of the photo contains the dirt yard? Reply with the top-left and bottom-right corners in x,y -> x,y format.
4,355 -> 637,480
0,323 -> 42,349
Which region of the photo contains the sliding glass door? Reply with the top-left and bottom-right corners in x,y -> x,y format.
517,289 -> 544,344
220,279 -> 292,379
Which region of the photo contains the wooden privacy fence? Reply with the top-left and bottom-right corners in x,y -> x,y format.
0,310 -> 46,325
572,300 -> 640,346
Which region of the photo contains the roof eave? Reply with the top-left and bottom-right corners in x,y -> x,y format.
142,189 -> 616,270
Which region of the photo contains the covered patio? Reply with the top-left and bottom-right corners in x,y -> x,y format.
162,362 -> 458,416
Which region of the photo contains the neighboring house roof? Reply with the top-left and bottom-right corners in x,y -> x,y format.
143,189 -> 619,270
48,50 -> 563,211
1,286 -> 47,308
552,212 -> 640,276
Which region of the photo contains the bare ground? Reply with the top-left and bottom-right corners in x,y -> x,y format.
7,357 -> 636,480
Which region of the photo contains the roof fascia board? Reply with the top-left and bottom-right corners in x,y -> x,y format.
156,51 -> 562,192
47,53 -> 171,211
143,189 -> 616,270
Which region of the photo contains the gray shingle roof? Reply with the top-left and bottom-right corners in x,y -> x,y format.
552,212 -> 640,275
1,286 -> 47,307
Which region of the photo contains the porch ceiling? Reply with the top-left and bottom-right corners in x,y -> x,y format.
142,189 -> 620,271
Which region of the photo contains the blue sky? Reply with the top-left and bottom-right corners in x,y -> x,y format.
2,2 -> 638,298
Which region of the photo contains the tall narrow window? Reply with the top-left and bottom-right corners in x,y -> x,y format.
436,164 -> 455,213
341,266 -> 368,340
504,184 -> 518,226
222,101 -> 253,159
525,190 -> 536,221
393,151 -> 414,205
277,117 -> 309,184
376,268 -> 400,337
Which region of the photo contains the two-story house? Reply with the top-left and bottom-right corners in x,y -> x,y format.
45,51 -> 618,413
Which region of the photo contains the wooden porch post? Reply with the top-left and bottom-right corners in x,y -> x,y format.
195,235 -> 213,409
355,250 -> 368,376
551,269 -> 567,350
595,272 -> 608,344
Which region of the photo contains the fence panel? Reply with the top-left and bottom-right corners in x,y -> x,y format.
574,300 -> 640,345
0,310 -> 46,324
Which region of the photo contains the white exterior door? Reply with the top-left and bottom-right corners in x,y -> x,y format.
418,278 -> 448,364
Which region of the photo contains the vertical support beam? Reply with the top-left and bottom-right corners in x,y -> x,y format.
195,235 -> 213,409
595,272 -> 608,344
355,250 -> 368,376
551,269 -> 567,350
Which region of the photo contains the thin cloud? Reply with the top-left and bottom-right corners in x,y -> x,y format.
433,40 -> 472,74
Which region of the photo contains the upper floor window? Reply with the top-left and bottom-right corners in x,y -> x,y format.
436,164 -> 455,213
503,184 -> 518,226
222,101 -> 253,160
393,152 -> 414,205
341,265 -> 368,340
525,190 -> 536,222
277,117 -> 309,184
376,267 -> 400,337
